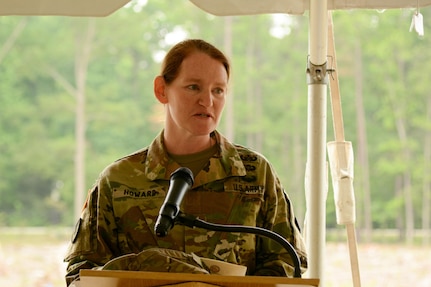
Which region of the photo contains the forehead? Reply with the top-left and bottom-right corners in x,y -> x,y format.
178,52 -> 228,83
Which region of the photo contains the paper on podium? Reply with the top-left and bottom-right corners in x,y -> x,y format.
200,258 -> 247,276
77,269 -> 319,287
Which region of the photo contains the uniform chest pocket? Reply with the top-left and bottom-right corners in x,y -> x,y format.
113,185 -> 168,253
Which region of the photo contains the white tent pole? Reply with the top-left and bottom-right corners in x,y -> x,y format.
309,1 -> 328,64
305,0 -> 328,283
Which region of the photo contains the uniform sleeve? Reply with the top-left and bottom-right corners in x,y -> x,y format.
253,165 -> 308,277
63,176 -> 118,286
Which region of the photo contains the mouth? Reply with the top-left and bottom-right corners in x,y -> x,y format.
195,113 -> 212,118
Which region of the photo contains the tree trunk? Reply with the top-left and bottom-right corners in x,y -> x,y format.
0,18 -> 27,65
395,176 -> 404,241
422,95 -> 431,245
354,42 -> 372,242
393,100 -> 414,244
223,16 -> 234,141
245,26 -> 254,147
74,19 -> 96,220
402,168 -> 414,244
386,58 -> 414,244
254,55 -> 263,152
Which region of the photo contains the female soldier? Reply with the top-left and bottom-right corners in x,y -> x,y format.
64,39 -> 307,285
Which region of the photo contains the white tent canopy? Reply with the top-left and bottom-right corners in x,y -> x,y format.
0,0 -> 130,16
191,0 -> 431,15
2,0 -> 430,16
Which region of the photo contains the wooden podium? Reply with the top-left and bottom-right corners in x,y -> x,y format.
77,269 -> 319,287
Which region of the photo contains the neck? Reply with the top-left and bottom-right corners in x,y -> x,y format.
163,131 -> 215,155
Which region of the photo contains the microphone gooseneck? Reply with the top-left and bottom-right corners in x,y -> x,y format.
154,167 -> 194,237
176,213 -> 303,278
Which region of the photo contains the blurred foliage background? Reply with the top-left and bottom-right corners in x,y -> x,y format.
0,0 -> 430,245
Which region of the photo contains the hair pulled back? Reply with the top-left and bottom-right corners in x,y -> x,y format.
161,39 -> 230,84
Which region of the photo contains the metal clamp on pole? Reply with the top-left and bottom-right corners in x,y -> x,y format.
306,58 -> 329,85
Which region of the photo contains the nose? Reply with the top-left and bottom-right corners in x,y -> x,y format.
198,89 -> 213,107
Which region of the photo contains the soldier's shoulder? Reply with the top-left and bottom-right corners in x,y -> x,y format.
117,146 -> 149,162
232,143 -> 269,163
100,147 -> 149,175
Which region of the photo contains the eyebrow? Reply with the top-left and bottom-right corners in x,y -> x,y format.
183,77 -> 227,86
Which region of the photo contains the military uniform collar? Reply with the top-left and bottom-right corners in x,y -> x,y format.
144,130 -> 246,186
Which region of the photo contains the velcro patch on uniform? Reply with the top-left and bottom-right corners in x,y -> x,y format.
113,185 -> 164,199
224,181 -> 264,195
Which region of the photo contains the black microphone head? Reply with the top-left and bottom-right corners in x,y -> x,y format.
154,217 -> 171,237
154,167 -> 194,237
171,167 -> 194,186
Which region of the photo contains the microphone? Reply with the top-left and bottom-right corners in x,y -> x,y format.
154,167 -> 194,237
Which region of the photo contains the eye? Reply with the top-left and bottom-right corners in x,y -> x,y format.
187,84 -> 199,91
213,87 -> 225,96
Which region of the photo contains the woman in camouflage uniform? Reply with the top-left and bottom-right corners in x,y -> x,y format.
64,39 -> 307,285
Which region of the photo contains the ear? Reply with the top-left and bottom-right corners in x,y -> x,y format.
154,76 -> 168,104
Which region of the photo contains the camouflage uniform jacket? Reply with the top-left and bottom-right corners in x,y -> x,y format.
64,130 -> 307,285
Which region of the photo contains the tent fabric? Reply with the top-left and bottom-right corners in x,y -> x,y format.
0,0 -> 130,16
191,0 -> 431,16
2,0 -> 431,17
